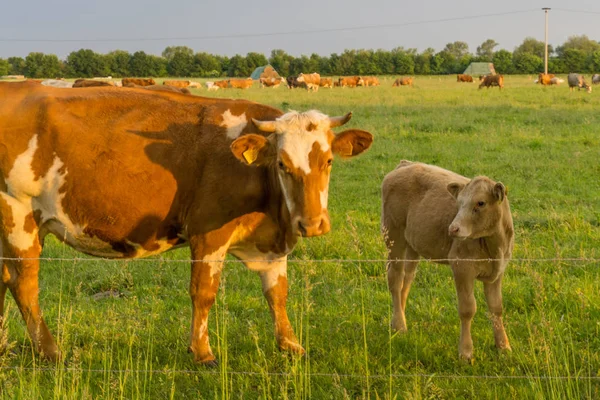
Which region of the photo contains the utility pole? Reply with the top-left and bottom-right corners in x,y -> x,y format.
543,8 -> 551,74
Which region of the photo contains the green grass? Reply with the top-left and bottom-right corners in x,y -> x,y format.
1,75 -> 600,399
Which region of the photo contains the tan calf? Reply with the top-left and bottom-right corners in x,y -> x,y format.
381,161 -> 513,361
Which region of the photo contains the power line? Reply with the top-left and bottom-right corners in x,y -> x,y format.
0,9 -> 539,43
553,8 -> 600,15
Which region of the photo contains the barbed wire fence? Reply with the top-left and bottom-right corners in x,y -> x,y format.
0,255 -> 598,382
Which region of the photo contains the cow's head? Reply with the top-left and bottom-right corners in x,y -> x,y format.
296,74 -> 305,83
447,177 -> 507,240
231,110 -> 373,237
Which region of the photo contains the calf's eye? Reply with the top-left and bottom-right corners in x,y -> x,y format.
477,201 -> 485,207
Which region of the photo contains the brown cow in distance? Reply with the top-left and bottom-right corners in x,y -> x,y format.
73,79 -> 114,88
392,77 -> 413,87
260,77 -> 285,88
338,76 -> 364,88
457,74 -> 473,83
479,75 -> 504,90
359,76 -> 380,87
537,73 -> 555,86
122,78 -> 156,87
319,77 -> 333,88
382,160 -> 514,361
213,80 -> 229,89
228,78 -> 254,89
163,80 -> 191,88
129,84 -> 191,95
296,73 -> 320,91
0,80 -> 373,365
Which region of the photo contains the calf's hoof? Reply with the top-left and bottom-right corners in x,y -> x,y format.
188,346 -> 218,367
390,318 -> 408,333
459,351 -> 474,364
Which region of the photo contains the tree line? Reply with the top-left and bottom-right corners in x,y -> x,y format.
1,36 -> 599,79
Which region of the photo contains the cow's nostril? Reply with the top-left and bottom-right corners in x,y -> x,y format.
298,221 -> 307,236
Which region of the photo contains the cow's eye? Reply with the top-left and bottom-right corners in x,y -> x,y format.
278,161 -> 285,170
327,158 -> 333,166
477,201 -> 485,207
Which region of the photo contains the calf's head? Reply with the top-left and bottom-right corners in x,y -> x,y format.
231,110 -> 373,237
447,177 -> 507,240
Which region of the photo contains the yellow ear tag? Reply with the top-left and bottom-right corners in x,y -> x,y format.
243,148 -> 258,164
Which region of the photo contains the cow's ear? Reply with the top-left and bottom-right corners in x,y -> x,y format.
231,134 -> 273,166
332,129 -> 373,157
447,182 -> 466,199
493,182 -> 506,202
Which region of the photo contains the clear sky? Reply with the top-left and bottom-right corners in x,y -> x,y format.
0,0 -> 598,59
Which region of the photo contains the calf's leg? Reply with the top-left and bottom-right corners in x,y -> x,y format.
387,240 -> 419,332
452,265 -> 477,361
483,276 -> 511,351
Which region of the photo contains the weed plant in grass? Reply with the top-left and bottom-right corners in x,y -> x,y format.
0,75 -> 599,399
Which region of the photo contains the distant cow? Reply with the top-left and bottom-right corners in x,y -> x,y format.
360,76 -> 380,86
213,80 -> 229,89
333,81 -> 341,87
567,73 -> 592,93
163,80 -> 191,88
382,160 -> 514,361
260,77 -> 285,88
205,82 -> 219,91
592,74 -> 600,85
338,76 -> 364,88
228,78 -> 253,89
319,77 -> 333,88
392,77 -> 413,87
122,78 -> 156,87
296,73 -> 320,91
457,74 -> 473,83
286,75 -> 304,89
135,84 -> 191,95
549,77 -> 564,85
188,81 -> 202,88
537,73 -> 555,86
41,79 -> 74,88
73,79 -> 114,88
479,75 -> 504,90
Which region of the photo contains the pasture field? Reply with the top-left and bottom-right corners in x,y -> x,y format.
1,75 -> 599,399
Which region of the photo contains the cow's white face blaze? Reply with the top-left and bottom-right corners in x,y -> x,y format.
230,110 -> 373,237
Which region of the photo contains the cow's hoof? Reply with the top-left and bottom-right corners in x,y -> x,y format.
200,359 -> 219,368
279,339 -> 305,355
459,352 -> 475,365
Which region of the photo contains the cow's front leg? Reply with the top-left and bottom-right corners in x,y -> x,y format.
452,263 -> 477,361
254,257 -> 304,354
188,237 -> 226,366
483,275 -> 511,352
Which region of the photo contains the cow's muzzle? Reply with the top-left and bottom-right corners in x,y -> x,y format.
297,216 -> 331,237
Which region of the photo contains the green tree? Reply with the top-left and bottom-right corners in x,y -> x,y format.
514,37 -> 551,59
161,46 -> 194,76
25,52 -> 62,78
193,52 -> 221,77
269,49 -> 293,77
162,46 -> 194,61
414,48 -> 435,75
476,39 -> 499,61
0,59 -> 9,76
106,50 -> 131,77
556,35 -> 600,56
338,50 -> 357,75
444,41 -> 470,60
392,48 -> 415,75
588,50 -> 600,73
492,50 -> 513,74
129,51 -> 153,76
245,52 -> 268,73
65,49 -> 109,78
561,48 -> 587,72
228,54 -> 251,77
512,52 -> 543,74
7,57 -> 26,75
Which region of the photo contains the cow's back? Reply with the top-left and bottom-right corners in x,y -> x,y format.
382,161 -> 469,260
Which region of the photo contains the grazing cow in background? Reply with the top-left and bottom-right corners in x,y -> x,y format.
319,77 -> 333,88
122,78 -> 156,87
213,80 -> 229,89
41,79 -> 74,88
163,80 -> 191,88
382,160 -> 514,361
73,79 -> 114,88
128,84 -> 191,95
333,81 -> 341,87
286,75 -> 304,89
392,77 -> 413,87
479,75 -> 504,90
188,81 -> 202,88
537,73 -> 555,86
360,76 -> 380,86
260,77 -> 285,88
296,73 -> 321,91
549,77 -> 564,85
457,74 -> 473,83
338,76 -> 364,88
592,74 -> 600,85
0,80 -> 373,365
568,73 -> 592,93
228,78 -> 254,89
205,82 -> 219,91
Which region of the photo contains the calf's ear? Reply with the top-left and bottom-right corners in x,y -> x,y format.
447,182 -> 466,199
493,182 -> 506,202
231,134 -> 273,166
332,129 -> 373,157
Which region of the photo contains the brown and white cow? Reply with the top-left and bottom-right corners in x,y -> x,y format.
163,80 -> 191,88
382,161 -> 513,361
479,75 -> 504,90
567,73 -> 592,93
537,73 -> 555,86
228,78 -> 254,89
260,77 -> 285,88
359,76 -> 380,87
319,77 -> 333,88
0,81 -> 373,365
213,80 -> 229,89
296,73 -> 321,91
73,79 -> 114,88
122,78 -> 156,87
338,76 -> 364,88
392,77 -> 413,87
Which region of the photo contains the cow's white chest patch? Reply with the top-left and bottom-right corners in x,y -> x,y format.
220,109 -> 247,139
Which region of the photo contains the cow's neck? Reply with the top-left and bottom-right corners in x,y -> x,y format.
479,208 -> 514,281
265,166 -> 298,254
